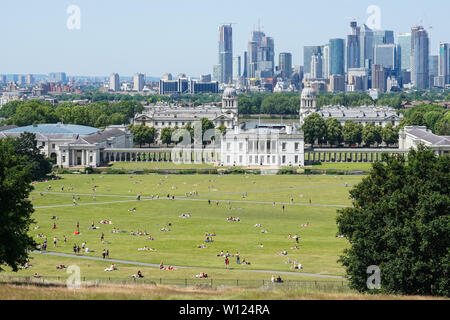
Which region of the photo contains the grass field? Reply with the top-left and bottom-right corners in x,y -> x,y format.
109,162 -> 216,170
2,173 -> 366,295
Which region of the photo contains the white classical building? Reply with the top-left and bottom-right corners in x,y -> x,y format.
399,126 -> 450,156
134,86 -> 239,141
299,83 -> 403,127
220,122 -> 305,167
0,123 -> 133,168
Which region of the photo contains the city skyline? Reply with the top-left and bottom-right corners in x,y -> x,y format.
0,0 -> 448,77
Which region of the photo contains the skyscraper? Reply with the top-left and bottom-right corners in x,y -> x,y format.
242,51 -> 248,79
374,44 -> 398,73
322,45 -> 330,79
133,73 -> 145,91
438,43 -> 450,85
329,38 -> 345,76
247,30 -> 275,79
233,56 -> 241,81
347,22 -> 360,71
372,64 -> 387,92
110,73 -> 120,92
373,30 -> 394,46
310,53 -> 323,79
429,55 -> 439,86
218,24 -> 233,84
398,33 -> 412,71
411,26 -> 429,89
359,24 -> 374,68
303,46 -> 321,75
279,52 -> 293,79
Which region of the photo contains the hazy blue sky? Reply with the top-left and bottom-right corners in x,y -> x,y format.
0,0 -> 448,77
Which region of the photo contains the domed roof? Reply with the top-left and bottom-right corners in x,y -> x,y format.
223,86 -> 237,98
301,86 -> 316,97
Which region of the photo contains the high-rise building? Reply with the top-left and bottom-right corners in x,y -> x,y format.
374,44 -> 399,73
310,53 -> 323,79
133,73 -> 145,91
329,74 -> 345,92
429,55 -> 439,86
372,64 -> 387,92
347,22 -> 361,71
359,24 -> 374,68
322,45 -> 330,79
247,30 -> 275,79
26,74 -> 34,85
110,73 -> 120,92
329,38 -> 345,76
213,64 -> 222,82
438,43 -> 450,84
279,52 -> 293,79
411,26 -> 429,89
373,30 -> 394,46
242,51 -> 248,78
0,75 -> 6,84
18,75 -> 25,85
218,24 -> 233,84
49,72 -> 67,83
303,46 -> 321,75
398,33 -> 412,71
233,56 -> 241,81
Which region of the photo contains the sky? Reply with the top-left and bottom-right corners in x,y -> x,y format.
0,0 -> 448,77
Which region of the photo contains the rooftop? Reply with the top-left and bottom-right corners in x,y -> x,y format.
4,123 -> 101,136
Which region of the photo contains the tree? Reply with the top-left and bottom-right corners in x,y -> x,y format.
336,146 -> 450,297
12,132 -> 52,180
302,113 -> 327,146
435,113 -> 450,136
343,121 -> 363,146
0,137 -> 37,272
160,127 -> 174,147
362,123 -> 382,147
129,124 -> 156,147
325,118 -> 343,146
381,123 -> 398,146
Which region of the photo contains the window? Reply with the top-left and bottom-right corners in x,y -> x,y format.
62,156 -> 66,163
227,143 -> 231,151
239,142 -> 243,151
282,156 -> 286,164
295,143 -> 299,151
90,156 -> 93,163
249,155 -> 252,164
267,155 -> 270,163
272,155 -> 276,163
295,155 -> 299,163
42,142 -> 46,147
239,155 -> 243,164
282,143 -> 286,151
52,144 -> 56,149
227,155 -> 230,164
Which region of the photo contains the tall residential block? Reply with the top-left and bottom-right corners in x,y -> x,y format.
133,73 -> 145,91
279,52 -> 293,79
110,73 -> 120,92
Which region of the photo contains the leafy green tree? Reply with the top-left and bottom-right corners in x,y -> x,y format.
12,132 -> 52,180
160,127 -> 174,147
325,118 -> 343,146
423,111 -> 444,132
0,138 -> 37,272
302,113 -> 327,145
129,124 -> 156,147
381,123 -> 398,146
343,121 -> 363,146
336,146 -> 450,297
362,123 -> 382,147
435,113 -> 450,136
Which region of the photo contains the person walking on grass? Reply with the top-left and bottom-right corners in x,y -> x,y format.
236,252 -> 240,264
106,249 -> 109,259
102,249 -> 106,259
225,257 -> 229,269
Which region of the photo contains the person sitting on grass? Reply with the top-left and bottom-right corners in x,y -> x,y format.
159,263 -> 164,270
197,244 -> 206,248
56,264 -> 66,269
33,273 -> 40,278
104,264 -> 117,272
195,272 -> 208,278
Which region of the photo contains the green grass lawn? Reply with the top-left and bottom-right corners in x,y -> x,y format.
309,163 -> 374,171
2,174 -> 365,282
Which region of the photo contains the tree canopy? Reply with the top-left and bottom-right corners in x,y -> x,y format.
336,146 -> 450,297
0,137 -> 37,272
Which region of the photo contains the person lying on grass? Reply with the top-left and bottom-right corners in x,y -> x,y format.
195,272 -> 208,278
